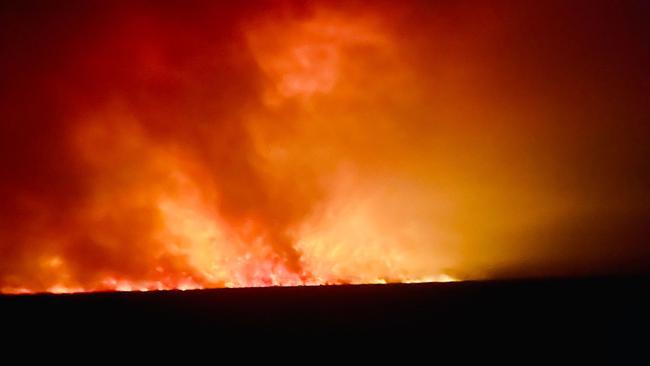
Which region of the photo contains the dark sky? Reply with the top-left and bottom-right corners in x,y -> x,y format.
0,0 -> 648,293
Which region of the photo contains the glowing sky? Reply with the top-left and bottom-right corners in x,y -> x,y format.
0,0 -> 648,293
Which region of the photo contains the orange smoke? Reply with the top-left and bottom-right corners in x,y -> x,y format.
1,1 -> 648,294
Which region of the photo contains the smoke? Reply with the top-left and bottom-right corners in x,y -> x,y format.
1,1 -> 648,293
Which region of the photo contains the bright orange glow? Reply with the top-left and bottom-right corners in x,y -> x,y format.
1,1 -> 648,294
0,12 -> 461,293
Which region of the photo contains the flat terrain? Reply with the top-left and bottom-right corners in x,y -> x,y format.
1,277 -> 648,357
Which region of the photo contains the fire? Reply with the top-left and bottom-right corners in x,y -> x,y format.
0,8 -> 457,294
2,1 -> 645,294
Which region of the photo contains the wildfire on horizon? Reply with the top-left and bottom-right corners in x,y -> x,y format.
1,1 -> 648,294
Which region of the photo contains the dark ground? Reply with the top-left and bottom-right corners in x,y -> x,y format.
1,277 -> 648,360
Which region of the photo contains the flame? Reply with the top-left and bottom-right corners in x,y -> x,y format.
2,1 -> 646,294
0,9 -> 458,293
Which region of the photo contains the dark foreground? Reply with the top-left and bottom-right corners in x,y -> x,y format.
2,277 -> 648,358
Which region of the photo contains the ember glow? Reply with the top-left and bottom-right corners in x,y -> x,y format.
1,1 -> 648,294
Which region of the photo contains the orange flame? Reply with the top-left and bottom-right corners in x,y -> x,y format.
1,6 -> 458,294
3,1 -> 647,294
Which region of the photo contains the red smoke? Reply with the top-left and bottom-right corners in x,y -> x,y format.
1,1 -> 648,293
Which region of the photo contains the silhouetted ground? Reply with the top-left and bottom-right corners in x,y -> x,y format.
2,277 -> 647,359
